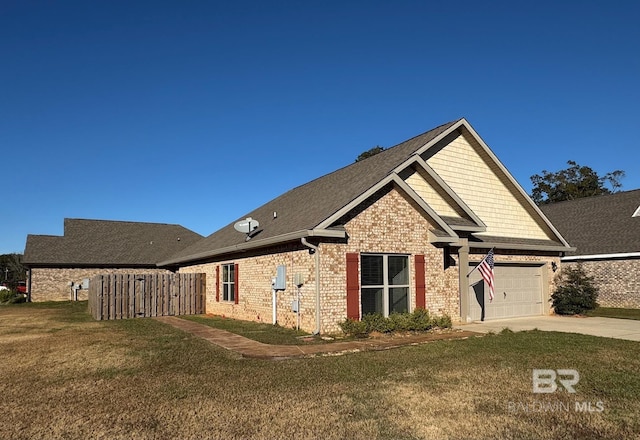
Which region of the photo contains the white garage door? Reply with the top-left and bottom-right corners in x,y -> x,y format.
468,264 -> 544,321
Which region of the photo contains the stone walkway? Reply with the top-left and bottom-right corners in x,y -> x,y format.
155,316 -> 479,359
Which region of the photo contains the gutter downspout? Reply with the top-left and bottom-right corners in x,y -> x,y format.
301,238 -> 321,334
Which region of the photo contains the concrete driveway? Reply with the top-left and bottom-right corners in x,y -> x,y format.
455,315 -> 640,341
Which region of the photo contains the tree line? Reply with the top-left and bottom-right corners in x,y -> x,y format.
0,254 -> 26,287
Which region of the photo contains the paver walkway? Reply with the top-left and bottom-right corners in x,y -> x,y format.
155,316 -> 479,359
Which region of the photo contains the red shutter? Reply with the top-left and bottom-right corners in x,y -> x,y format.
234,263 -> 239,304
415,254 -> 426,309
215,266 -> 220,302
346,253 -> 360,320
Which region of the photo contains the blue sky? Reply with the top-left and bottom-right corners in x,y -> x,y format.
1,0 -> 638,254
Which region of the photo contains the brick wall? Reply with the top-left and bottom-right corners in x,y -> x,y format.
178,186 -> 458,334
320,186 -> 459,333
563,259 -> 640,308
29,267 -> 171,302
177,185 -> 562,333
179,244 -> 318,332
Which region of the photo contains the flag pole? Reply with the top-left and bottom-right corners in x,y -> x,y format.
466,248 -> 494,277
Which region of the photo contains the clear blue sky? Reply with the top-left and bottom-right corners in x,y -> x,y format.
1,0 -> 638,254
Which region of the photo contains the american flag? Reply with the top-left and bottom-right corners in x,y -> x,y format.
477,249 -> 495,301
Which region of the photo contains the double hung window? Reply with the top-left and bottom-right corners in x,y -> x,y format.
360,254 -> 409,316
222,264 -> 235,302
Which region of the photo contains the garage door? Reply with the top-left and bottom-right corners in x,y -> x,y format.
468,264 -> 543,321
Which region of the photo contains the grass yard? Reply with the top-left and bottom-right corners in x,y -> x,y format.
1,302 -> 640,439
588,307 -> 640,321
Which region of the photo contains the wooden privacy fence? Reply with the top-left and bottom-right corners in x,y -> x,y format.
88,273 -> 206,320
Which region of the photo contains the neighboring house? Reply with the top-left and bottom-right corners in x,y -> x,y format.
160,118 -> 573,333
23,219 -> 203,302
540,189 -> 640,308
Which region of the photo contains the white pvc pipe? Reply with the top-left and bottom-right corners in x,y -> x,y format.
272,286 -> 277,325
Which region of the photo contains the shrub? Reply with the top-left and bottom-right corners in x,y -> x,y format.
338,318 -> 369,338
409,308 -> 433,331
551,265 -> 599,315
362,313 -> 393,333
387,312 -> 411,332
0,290 -> 26,304
338,309 -> 452,336
433,314 -> 452,329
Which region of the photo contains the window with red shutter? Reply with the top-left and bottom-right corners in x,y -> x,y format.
360,254 -> 409,316
222,263 -> 236,302
415,254 -> 426,309
215,266 -> 220,302
346,253 -> 360,320
234,263 -> 239,304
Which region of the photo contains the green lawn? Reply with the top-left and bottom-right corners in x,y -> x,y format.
587,307 -> 640,320
1,302 -> 639,439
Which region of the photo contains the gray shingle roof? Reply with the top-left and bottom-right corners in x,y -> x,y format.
23,218 -> 203,266
539,189 -> 640,256
165,120 -> 461,264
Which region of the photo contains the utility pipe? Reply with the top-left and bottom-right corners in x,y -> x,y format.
272,284 -> 277,325
301,238 -> 321,334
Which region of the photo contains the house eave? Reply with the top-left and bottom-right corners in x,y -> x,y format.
24,262 -> 158,269
158,228 -> 347,267
562,252 -> 640,262
466,241 -> 576,253
428,232 -> 459,244
451,225 -> 486,233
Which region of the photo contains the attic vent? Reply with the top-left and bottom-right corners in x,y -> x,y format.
634,206 -> 640,218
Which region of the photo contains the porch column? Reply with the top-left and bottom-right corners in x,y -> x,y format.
458,239 -> 470,323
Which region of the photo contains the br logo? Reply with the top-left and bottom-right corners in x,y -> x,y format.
532,369 -> 580,393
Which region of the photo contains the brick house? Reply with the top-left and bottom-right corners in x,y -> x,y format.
540,189 -> 640,308
161,118 -> 572,333
23,219 -> 203,302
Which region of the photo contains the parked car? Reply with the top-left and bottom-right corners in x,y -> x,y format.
0,281 -> 27,293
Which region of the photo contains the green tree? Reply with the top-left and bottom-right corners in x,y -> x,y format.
530,160 -> 624,205
355,146 -> 385,162
0,254 -> 26,288
551,265 -> 598,315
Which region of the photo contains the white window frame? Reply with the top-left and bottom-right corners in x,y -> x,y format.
360,253 -> 410,317
222,263 -> 235,302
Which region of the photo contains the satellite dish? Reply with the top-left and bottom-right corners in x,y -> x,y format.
234,217 -> 259,234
